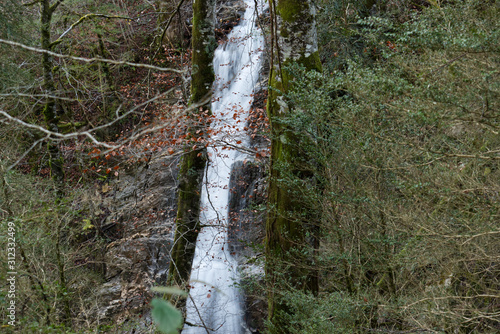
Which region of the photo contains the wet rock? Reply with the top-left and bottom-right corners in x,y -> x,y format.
158,0 -> 248,47
216,0 -> 247,40
228,159 -> 268,332
228,160 -> 264,257
96,154 -> 179,326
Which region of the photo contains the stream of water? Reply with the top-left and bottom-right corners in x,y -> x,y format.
182,1 -> 266,333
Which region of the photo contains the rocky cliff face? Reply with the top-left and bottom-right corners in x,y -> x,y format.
97,156 -> 267,331
158,0 -> 247,46
228,159 -> 268,333
97,154 -> 178,327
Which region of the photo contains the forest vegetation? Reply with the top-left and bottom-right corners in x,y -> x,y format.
0,0 -> 499,333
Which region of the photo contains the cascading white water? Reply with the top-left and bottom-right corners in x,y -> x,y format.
182,1 -> 267,333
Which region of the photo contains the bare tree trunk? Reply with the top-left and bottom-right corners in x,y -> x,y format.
40,0 -> 65,198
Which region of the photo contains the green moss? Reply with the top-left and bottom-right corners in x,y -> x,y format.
190,0 -> 215,104
167,148 -> 206,312
276,0 -> 308,23
297,51 -> 322,73
58,121 -> 85,134
266,1 -> 323,331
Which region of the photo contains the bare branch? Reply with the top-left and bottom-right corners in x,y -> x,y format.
421,230 -> 500,243
428,53 -> 468,76
53,14 -> 133,46
0,93 -> 78,102
49,0 -> 64,14
216,139 -> 259,156
22,0 -> 42,7
187,294 -> 211,334
153,0 -> 187,59
0,38 -> 185,74
0,90 -> 178,150
0,109 -> 117,149
7,135 -> 50,171
439,152 -> 500,160
402,294 -> 500,309
105,94 -> 212,155
0,90 -> 213,168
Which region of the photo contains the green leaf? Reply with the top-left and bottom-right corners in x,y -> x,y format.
151,286 -> 188,297
151,298 -> 183,334
82,219 -> 94,230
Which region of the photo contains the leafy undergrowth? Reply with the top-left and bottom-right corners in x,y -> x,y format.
270,1 -> 499,333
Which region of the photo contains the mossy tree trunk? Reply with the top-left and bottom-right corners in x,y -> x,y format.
167,0 -> 216,313
41,0 -> 71,326
266,0 -> 322,331
41,0 -> 65,199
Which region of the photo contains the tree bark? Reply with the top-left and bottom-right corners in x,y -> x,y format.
167,0 -> 216,314
41,0 -> 65,198
266,0 -> 322,331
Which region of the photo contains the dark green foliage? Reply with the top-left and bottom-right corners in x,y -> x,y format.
266,291 -> 359,334
266,0 -> 323,331
270,0 -> 499,332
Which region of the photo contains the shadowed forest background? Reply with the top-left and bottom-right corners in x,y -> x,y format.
0,0 -> 499,333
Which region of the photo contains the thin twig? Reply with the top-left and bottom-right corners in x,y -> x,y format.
402,294 -> 500,309
6,135 -> 49,171
53,14 -> 132,46
187,294 -> 211,334
0,93 -> 78,102
428,53 -> 467,76
0,91 -> 212,167
0,38 -> 184,74
152,0 -> 187,60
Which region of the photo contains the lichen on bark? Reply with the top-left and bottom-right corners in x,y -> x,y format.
266,0 -> 322,332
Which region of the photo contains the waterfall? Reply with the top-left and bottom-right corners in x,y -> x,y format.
182,1 -> 267,333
